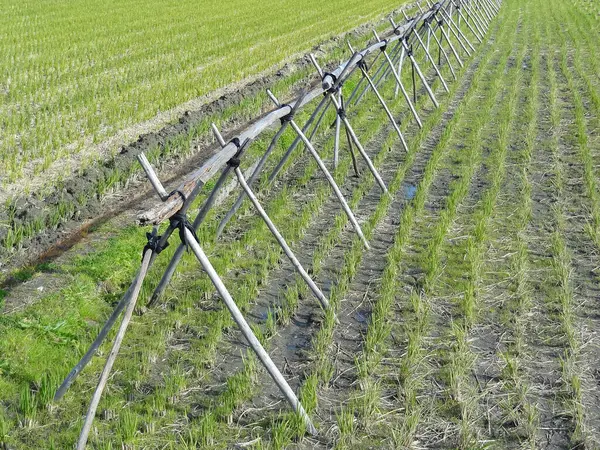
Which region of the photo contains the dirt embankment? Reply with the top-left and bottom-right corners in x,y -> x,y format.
0,64 -> 294,272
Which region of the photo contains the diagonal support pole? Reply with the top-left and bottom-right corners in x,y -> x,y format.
459,0 -> 486,35
373,30 -> 422,128
336,91 -> 362,177
219,90 -> 330,238
437,18 -> 464,67
347,49 -> 386,107
211,126 -> 330,311
55,248 -> 160,401
465,0 -> 488,29
394,44 -> 406,99
333,89 -> 342,169
309,55 -> 389,194
473,0 -> 492,26
401,38 -> 440,108
185,228 -> 318,436
349,42 -> 409,153
343,118 -> 362,177
426,21 -> 457,80
267,93 -> 332,185
486,0 -> 500,15
268,89 -> 371,249
76,246 -> 153,450
476,0 -> 494,22
333,95 -> 389,193
234,166 -> 330,310
215,112 -> 298,239
332,91 -> 360,175
411,23 -> 450,92
350,39 -> 404,107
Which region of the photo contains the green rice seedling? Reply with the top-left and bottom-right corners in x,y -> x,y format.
181,429 -> 198,450
95,439 -> 114,450
151,390 -> 167,418
18,384 -> 37,429
354,379 -> 381,426
559,352 -> 586,443
37,371 -> 58,409
141,406 -> 156,435
264,308 -> 277,338
0,412 -> 9,445
391,402 -> 421,449
336,406 -> 356,448
164,365 -> 187,400
119,408 -> 140,444
195,413 -> 217,447
271,415 -> 293,450
401,18 -> 522,446
0,290 -> 6,310
251,323 -> 267,347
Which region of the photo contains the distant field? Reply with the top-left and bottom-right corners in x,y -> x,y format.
0,0 -> 403,185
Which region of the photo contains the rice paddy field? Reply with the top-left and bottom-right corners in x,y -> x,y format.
1,0 -> 600,448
